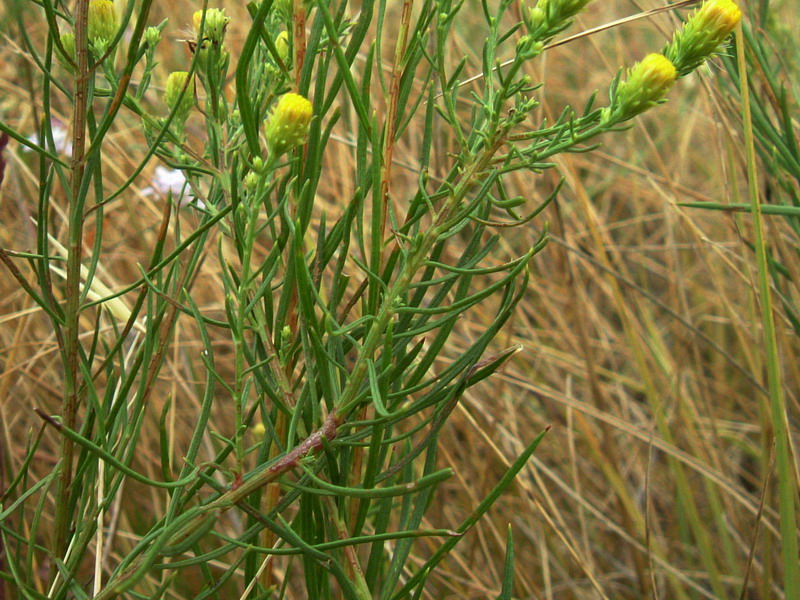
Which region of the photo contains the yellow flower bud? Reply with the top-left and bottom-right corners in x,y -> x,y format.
264,93 -> 313,157
607,53 -> 677,122
165,72 -> 194,124
275,30 -> 290,65
88,0 -> 118,44
193,8 -> 229,45
252,422 -> 266,441
663,0 -> 742,76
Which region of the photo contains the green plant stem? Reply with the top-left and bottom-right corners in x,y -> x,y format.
233,202 -> 262,471
50,0 -> 90,588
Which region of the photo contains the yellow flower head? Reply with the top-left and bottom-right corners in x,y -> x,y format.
663,0 -> 742,76
606,53 -> 677,122
629,53 -> 678,93
694,0 -> 742,40
193,8 -> 229,44
88,0 -> 118,44
264,93 -> 313,157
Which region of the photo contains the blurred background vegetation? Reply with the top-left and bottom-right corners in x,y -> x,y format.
0,0 -> 798,598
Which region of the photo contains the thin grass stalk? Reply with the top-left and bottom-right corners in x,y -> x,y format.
734,21 -> 800,599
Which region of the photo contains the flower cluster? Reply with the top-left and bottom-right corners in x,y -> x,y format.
603,0 -> 741,123
55,0 -> 118,67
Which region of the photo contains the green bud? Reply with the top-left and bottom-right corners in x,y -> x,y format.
524,0 -> 593,41
57,32 -> 76,71
527,7 -> 546,31
244,172 -> 259,190
273,0 -> 293,22
144,26 -> 161,48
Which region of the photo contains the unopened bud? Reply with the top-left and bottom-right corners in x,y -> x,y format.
57,33 -> 75,70
144,26 -> 161,48
244,172 -> 259,190
525,0 -> 593,40
165,71 -> 194,124
275,30 -> 290,64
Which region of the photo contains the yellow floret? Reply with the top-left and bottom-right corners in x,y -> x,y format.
88,0 -> 118,44
264,93 -> 313,157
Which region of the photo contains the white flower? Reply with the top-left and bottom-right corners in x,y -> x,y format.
26,118 -> 73,157
141,166 -> 205,208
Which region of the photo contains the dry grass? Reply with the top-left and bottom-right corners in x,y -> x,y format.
1,0 -> 798,598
